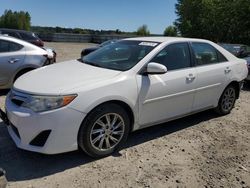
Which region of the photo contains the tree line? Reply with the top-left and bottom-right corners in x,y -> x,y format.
0,10 -> 31,30
31,26 -> 129,35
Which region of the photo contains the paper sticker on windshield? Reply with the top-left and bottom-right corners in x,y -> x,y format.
139,42 -> 158,47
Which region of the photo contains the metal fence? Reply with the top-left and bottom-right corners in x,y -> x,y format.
38,33 -> 136,43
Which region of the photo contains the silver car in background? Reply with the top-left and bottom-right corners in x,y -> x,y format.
0,35 -> 48,89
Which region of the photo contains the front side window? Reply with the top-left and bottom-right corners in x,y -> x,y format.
151,42 -> 191,71
81,40 -> 159,71
0,40 -> 23,53
192,42 -> 227,66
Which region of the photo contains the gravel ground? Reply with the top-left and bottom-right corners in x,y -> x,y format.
45,42 -> 97,62
0,42 -> 250,188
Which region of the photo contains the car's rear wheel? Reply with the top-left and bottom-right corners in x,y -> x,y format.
78,103 -> 130,158
215,85 -> 237,115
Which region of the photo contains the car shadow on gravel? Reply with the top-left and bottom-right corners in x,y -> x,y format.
0,109 -> 219,182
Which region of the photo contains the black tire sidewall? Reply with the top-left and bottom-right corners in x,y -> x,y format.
78,103 -> 130,158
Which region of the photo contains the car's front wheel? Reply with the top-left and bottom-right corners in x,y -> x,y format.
78,103 -> 130,158
215,85 -> 237,115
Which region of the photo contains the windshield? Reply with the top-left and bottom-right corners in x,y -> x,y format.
81,40 -> 159,71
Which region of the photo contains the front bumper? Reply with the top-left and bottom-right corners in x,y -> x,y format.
5,95 -> 86,154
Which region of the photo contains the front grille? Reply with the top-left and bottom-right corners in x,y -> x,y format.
10,124 -> 20,139
29,130 -> 51,147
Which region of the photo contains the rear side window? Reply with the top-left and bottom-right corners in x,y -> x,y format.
151,42 -> 191,71
0,40 -> 23,53
191,42 -> 227,66
0,40 -> 9,52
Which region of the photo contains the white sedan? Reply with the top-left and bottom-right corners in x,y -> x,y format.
2,37 -> 248,157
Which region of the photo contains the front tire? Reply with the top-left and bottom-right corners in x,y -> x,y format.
78,103 -> 130,158
215,85 -> 237,115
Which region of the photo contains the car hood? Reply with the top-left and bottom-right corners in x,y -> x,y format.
14,60 -> 121,95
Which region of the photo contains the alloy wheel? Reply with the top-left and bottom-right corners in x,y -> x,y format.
90,113 -> 125,151
221,87 -> 236,112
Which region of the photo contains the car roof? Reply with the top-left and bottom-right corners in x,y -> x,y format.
0,28 -> 34,34
123,36 -> 211,43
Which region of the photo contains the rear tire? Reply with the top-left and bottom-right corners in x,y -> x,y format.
215,85 -> 237,115
78,103 -> 130,158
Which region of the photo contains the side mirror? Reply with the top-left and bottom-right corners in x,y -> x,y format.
145,62 -> 167,74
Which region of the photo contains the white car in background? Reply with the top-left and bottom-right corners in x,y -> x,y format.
0,35 -> 50,89
1,37 -> 248,158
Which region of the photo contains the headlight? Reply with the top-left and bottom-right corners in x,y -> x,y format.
22,95 -> 77,112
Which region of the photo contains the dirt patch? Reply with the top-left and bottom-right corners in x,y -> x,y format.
0,42 -> 250,188
45,42 -> 97,62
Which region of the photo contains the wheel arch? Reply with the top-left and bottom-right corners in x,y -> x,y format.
227,80 -> 241,99
14,67 -> 36,81
80,99 -> 136,133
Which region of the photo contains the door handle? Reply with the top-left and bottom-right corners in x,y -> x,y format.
224,67 -> 231,73
186,74 -> 196,81
8,59 -> 20,64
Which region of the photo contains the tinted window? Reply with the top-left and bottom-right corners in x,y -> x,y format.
0,40 -> 9,52
0,40 -> 23,53
217,51 -> 228,62
192,42 -> 227,66
151,43 -> 191,71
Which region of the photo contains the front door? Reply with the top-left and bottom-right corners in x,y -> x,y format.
137,42 -> 197,126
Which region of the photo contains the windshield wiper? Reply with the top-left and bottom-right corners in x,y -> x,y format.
83,60 -> 102,68
87,62 -> 102,68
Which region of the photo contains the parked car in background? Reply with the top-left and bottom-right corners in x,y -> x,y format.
81,39 -> 118,57
0,28 -> 44,47
0,35 -> 50,89
1,37 -> 248,158
0,28 -> 56,63
219,43 -> 250,57
219,43 -> 250,81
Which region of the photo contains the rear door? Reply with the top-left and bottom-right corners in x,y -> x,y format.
0,39 -> 25,86
190,42 -> 231,111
